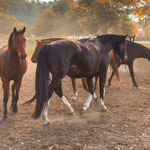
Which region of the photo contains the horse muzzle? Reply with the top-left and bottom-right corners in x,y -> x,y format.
20,53 -> 27,59
31,56 -> 37,63
120,55 -> 128,63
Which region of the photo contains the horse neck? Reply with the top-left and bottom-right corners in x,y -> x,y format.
102,43 -> 113,53
8,45 -> 20,60
131,43 -> 150,60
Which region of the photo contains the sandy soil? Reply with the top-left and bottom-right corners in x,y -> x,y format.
0,58 -> 150,150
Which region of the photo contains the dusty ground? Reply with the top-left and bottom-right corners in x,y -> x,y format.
0,57 -> 150,150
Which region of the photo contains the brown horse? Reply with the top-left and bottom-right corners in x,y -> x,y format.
31,38 -> 120,101
0,27 -> 27,123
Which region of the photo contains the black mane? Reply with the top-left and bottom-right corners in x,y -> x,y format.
97,34 -> 125,44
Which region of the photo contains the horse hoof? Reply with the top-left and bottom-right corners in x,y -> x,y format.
93,96 -> 98,101
71,112 -> 76,116
102,107 -> 108,112
10,105 -> 13,111
1,117 -> 7,123
71,99 -> 76,103
106,85 -> 111,88
79,108 -> 85,116
43,121 -> 50,126
12,108 -> 18,113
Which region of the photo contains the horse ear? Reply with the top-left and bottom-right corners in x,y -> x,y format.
35,39 -> 40,43
97,35 -> 102,39
13,27 -> 17,34
124,34 -> 128,39
22,27 -> 26,34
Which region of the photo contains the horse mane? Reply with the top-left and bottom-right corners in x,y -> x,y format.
41,38 -> 64,43
8,32 -> 14,49
97,34 -> 125,44
127,40 -> 150,51
8,29 -> 25,49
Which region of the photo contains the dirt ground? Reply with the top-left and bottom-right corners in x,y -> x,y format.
0,57 -> 150,150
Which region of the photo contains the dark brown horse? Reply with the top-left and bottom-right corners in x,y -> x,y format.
31,38 -> 120,101
108,40 -> 150,88
32,34 -> 127,125
0,27 -> 27,122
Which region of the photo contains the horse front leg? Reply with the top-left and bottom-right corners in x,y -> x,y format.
10,83 -> 15,111
108,63 -> 121,87
2,79 -> 10,123
11,80 -> 22,113
127,62 -> 138,88
82,78 -> 93,113
71,77 -> 78,102
99,70 -> 107,111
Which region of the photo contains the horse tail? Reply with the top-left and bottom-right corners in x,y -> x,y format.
33,45 -> 49,119
23,94 -> 36,106
109,51 -> 120,81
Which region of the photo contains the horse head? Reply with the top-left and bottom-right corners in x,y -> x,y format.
31,39 -> 43,63
9,27 -> 27,59
128,35 -> 136,42
113,34 -> 128,62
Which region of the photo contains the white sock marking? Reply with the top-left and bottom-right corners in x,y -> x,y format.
93,92 -> 97,100
71,92 -> 78,101
100,98 -> 107,110
61,95 -> 74,113
83,93 -> 93,111
42,101 -> 50,126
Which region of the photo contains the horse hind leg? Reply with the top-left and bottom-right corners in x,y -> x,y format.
82,78 -> 93,113
99,70 -> 107,111
10,83 -> 15,111
93,76 -> 98,100
42,77 -> 75,126
42,101 -> 50,126
70,77 -> 78,102
55,81 -> 75,115
41,77 -> 56,126
11,80 -> 22,113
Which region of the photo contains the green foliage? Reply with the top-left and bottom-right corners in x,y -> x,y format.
0,15 -> 24,35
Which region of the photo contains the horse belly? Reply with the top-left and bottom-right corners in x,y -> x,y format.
68,65 -> 96,78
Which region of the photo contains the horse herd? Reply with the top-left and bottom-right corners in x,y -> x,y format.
0,27 -> 150,126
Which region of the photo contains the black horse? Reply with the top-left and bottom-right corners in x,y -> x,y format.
128,35 -> 136,42
33,34 -> 127,125
108,40 -> 150,88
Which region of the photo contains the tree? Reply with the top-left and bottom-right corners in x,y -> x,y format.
32,8 -> 57,37
0,0 -> 10,15
0,15 -> 23,35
